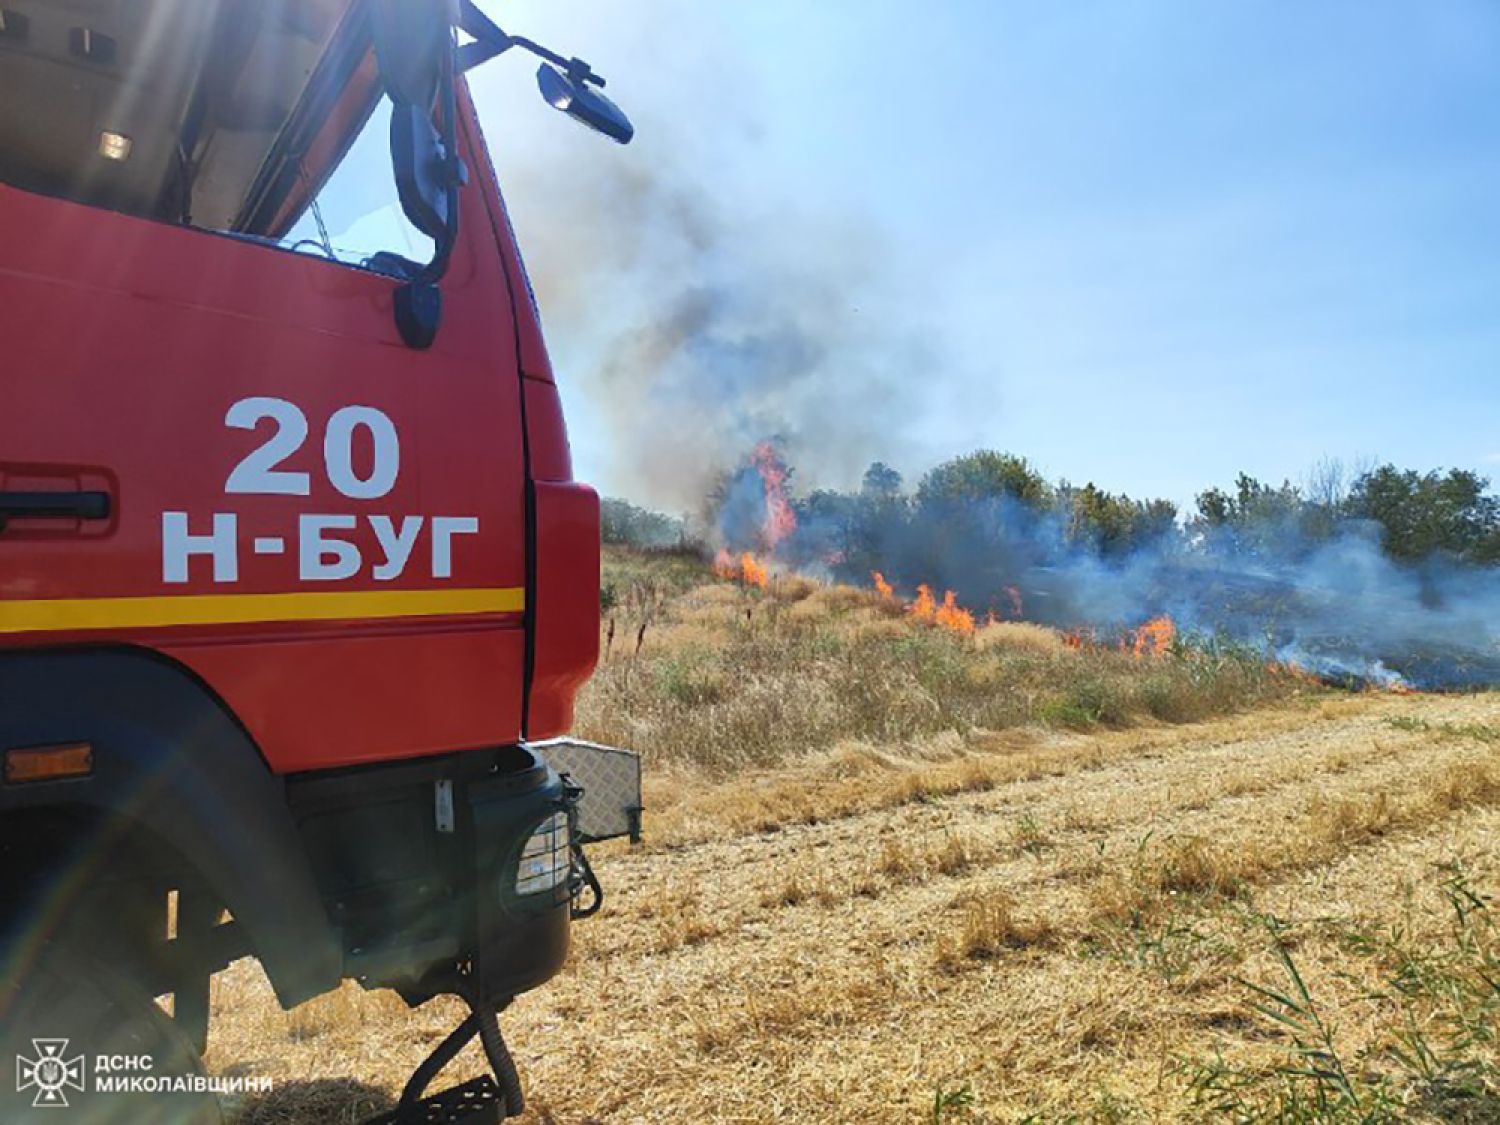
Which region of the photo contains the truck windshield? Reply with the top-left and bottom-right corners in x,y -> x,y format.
280,97 -> 434,269
0,0 -> 427,270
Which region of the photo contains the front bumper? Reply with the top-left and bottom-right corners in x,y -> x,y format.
289,738 -> 641,1006
289,745 -> 577,1003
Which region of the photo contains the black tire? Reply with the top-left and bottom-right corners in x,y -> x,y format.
0,934 -> 223,1124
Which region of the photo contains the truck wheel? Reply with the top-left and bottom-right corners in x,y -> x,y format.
0,934 -> 224,1124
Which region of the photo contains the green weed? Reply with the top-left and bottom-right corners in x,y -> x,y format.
1184,869 -> 1500,1120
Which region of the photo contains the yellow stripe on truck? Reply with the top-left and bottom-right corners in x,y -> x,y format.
0,587 -> 526,633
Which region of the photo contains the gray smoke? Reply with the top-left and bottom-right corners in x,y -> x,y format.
468,5 -> 1500,689
783,486 -> 1500,689
1039,525 -> 1500,689
470,0 -> 937,512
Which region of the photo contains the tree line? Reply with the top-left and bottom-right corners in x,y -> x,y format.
604,451 -> 1500,574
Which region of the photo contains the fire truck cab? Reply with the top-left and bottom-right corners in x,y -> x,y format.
0,2 -> 635,1120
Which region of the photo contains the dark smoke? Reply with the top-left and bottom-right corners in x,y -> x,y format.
474,1 -> 940,512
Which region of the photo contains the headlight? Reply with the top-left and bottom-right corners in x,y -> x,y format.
514,811 -> 570,896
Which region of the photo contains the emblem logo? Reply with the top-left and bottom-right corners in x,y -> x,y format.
16,1039 -> 85,1108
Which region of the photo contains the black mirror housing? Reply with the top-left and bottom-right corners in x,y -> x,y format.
536,64 -> 634,145
373,0 -> 446,106
389,102 -> 452,241
374,0 -> 457,247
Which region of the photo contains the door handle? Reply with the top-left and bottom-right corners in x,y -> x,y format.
0,490 -> 112,530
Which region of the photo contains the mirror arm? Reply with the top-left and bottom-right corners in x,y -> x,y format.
456,38 -> 506,72
456,0 -> 513,70
392,1 -> 628,347
455,0 -> 605,88
512,37 -> 606,88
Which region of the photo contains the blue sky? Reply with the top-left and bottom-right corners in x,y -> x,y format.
468,1 -> 1500,511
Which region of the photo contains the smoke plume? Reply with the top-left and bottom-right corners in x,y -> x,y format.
773,478 -> 1500,690
476,5 -> 1499,689
474,0 -> 937,512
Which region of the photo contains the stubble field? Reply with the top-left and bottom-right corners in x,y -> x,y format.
207,552 -> 1500,1123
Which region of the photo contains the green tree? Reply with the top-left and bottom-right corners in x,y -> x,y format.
797,488 -> 862,564
915,451 -> 1051,510
1192,473 -> 1306,557
601,498 -> 686,547
1194,473 -> 1303,530
861,461 -> 903,499
1066,483 -> 1177,556
1346,465 -> 1500,563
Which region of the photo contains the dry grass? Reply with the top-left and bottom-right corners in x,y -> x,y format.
935,889 -> 1057,968
644,887 -> 721,953
207,691 -> 1500,1123
581,549 -> 1301,774
974,619 -> 1068,656
200,551 -> 1500,1122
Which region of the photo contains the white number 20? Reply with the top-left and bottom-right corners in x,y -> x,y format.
225,397 -> 399,499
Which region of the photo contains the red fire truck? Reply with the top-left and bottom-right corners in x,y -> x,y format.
0,2 -> 638,1120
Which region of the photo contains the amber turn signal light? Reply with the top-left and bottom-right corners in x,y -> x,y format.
4,743 -> 93,784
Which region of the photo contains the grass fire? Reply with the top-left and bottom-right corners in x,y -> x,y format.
693,441 -> 1500,693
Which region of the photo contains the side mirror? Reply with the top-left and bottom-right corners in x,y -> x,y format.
372,0 -> 636,348
536,64 -> 634,145
372,0 -> 463,347
454,1 -> 635,147
389,103 -> 452,241
373,0 -> 458,244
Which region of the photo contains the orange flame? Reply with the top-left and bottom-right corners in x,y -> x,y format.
1268,660 -> 1322,687
905,583 -> 975,635
751,441 -> 797,550
872,571 -> 894,600
741,552 -> 769,589
1004,586 -> 1023,619
1130,615 -> 1176,657
935,590 -> 976,635
908,584 -> 937,622
715,548 -> 771,589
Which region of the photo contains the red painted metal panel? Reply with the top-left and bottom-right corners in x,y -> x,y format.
523,379 -> 575,483
457,83 -> 556,385
527,481 -> 600,739
458,86 -> 599,739
160,625 -> 526,772
0,80 -> 535,772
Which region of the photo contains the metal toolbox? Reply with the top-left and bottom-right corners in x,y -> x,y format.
530,738 -> 642,843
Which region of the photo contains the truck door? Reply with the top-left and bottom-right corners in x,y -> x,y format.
0,5 -> 530,771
